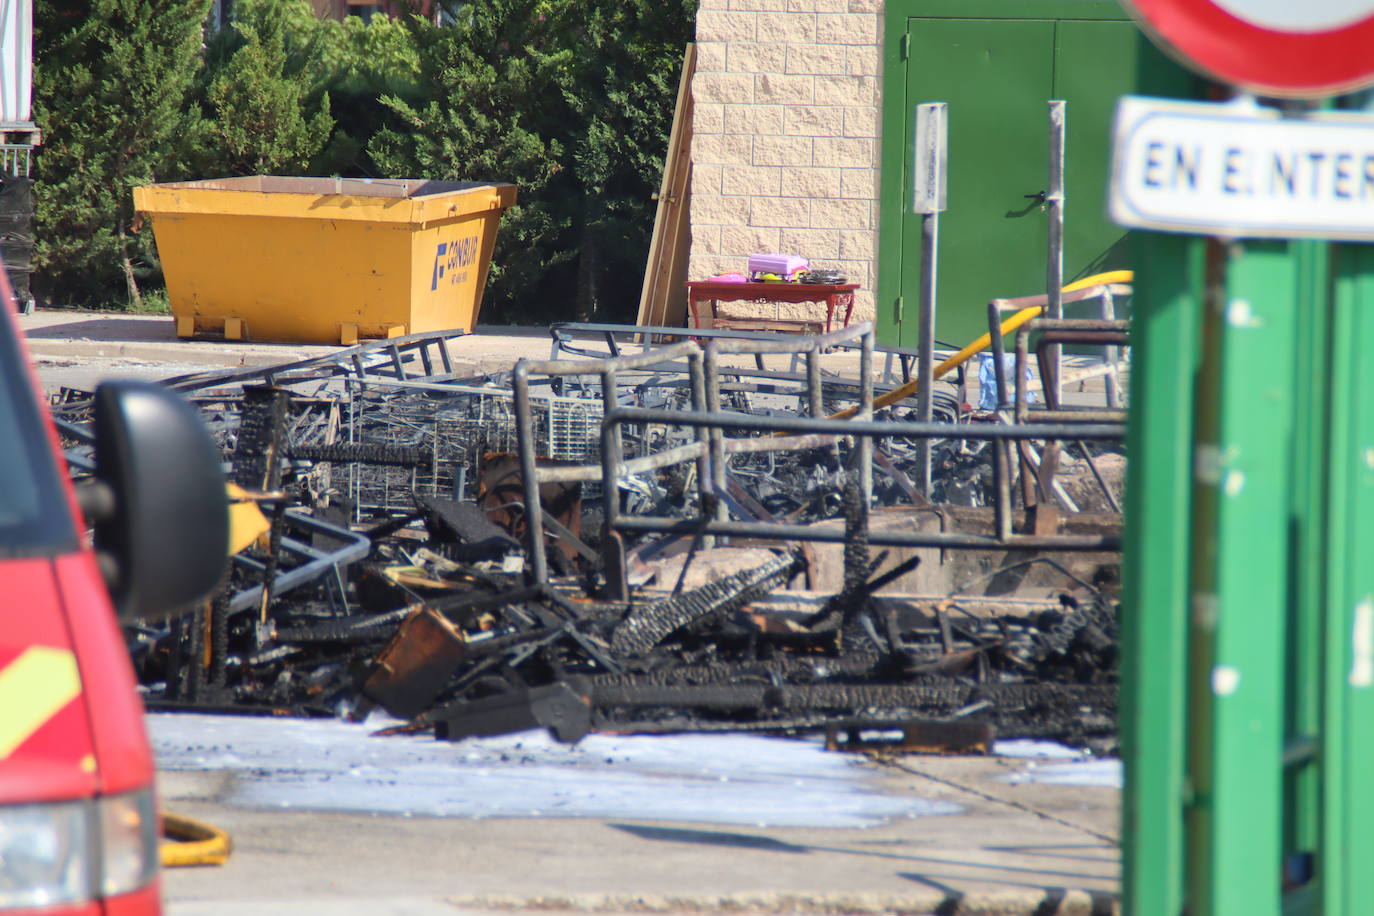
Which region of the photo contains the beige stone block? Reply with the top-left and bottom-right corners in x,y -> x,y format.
692,194 -> 752,225
694,103 -> 726,135
725,104 -> 785,135
784,0 -> 817,11
842,106 -> 877,138
815,74 -> 875,106
780,166 -> 841,199
731,0 -> 787,9
693,72 -> 755,104
839,167 -> 877,199
838,228 -> 875,260
753,134 -> 814,167
846,45 -> 880,76
815,0 -> 848,12
754,73 -> 814,104
750,196 -> 813,228
757,11 -> 816,41
814,136 -> 873,169
695,42 -> 727,72
720,225 -> 782,255
721,164 -> 782,196
696,10 -> 758,42
780,227 -> 841,258
695,225 -> 724,255
697,0 -> 728,8
728,42 -> 788,73
811,197 -> 872,228
847,0 -> 879,11
785,43 -> 846,75
784,105 -> 844,137
693,133 -> 754,165
693,163 -> 725,196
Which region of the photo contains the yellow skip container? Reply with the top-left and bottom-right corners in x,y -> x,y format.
133,177 -> 517,345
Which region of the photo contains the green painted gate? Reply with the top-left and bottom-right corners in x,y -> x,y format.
878,1 -> 1160,347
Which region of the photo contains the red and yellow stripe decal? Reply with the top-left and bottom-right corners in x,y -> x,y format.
0,646 -> 81,758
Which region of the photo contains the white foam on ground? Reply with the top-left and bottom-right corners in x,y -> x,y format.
148,713 -> 962,828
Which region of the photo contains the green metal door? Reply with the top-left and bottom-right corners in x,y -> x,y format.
899,17 -> 1054,349
879,6 -> 1145,348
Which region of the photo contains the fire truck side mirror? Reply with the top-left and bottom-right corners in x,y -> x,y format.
91,379 -> 229,619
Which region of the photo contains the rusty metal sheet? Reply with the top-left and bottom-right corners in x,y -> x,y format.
823,719 -> 994,756
361,606 -> 466,719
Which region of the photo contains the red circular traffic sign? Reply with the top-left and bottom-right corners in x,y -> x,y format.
1125,0 -> 1374,97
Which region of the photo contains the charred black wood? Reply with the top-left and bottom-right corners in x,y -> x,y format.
289,442 -> 428,467
610,551 -> 801,656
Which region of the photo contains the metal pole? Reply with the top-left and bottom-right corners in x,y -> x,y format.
912,102 -> 947,497
1046,100 -> 1066,408
858,327 -> 875,511
1100,287 -> 1121,409
916,210 -> 938,494
512,361 -> 548,586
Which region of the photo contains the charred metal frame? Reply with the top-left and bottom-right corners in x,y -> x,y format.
514,321 -> 1125,595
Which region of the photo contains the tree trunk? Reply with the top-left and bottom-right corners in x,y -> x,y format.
118,226 -> 142,311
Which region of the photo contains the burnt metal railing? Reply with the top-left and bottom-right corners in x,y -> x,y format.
514,321 -> 1125,596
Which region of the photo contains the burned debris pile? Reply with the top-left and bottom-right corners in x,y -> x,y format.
55,322 -> 1126,752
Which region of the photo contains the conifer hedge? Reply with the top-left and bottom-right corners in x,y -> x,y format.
31,0 -> 696,323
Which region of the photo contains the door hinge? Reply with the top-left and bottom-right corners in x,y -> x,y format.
900,32 -> 910,60
895,295 -> 904,323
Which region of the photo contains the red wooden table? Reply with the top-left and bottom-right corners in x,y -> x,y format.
685,281 -> 859,335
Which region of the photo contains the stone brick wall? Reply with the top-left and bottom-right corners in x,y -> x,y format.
690,0 -> 882,327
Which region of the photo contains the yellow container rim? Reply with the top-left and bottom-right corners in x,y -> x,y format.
133,177 -> 518,225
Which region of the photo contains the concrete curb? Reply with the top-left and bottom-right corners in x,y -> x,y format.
445,890 -> 1118,915
24,336 -> 318,369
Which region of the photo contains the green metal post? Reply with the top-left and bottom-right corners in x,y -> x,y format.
1120,232 -> 1201,916
1185,240 -> 1299,914
1321,243 -> 1374,915
1282,240 -> 1329,914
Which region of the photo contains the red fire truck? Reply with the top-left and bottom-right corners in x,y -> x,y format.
0,292 -> 227,913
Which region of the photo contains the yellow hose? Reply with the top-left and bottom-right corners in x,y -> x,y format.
160,811 -> 233,867
831,270 -> 1133,419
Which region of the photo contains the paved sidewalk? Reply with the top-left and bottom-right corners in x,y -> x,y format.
159,751 -> 1120,916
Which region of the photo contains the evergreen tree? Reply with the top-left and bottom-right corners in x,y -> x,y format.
201,0 -> 335,175
370,0 -> 697,325
558,0 -> 697,321
33,0 -> 212,307
369,0 -> 572,322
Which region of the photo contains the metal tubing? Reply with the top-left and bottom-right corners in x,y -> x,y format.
1046,100 -> 1066,408
604,405 -> 1123,441
512,360 -> 548,585
994,439 -> 1015,540
807,351 -> 823,418
536,432 -> 848,485
1076,441 -> 1122,514
858,322 -> 875,512
601,366 -> 628,599
703,344 -> 728,525
1027,409 -> 1129,424
1099,288 -> 1121,409
224,510 -> 372,614
989,300 -> 1009,410
687,350 -> 711,525
916,209 -> 939,495
611,515 -> 1118,551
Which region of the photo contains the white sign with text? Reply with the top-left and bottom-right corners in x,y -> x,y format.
1110,96 -> 1374,240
